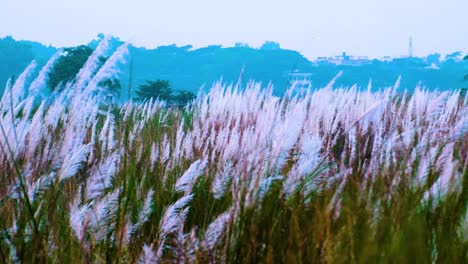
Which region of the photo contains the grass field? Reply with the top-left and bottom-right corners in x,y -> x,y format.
0,41 -> 467,263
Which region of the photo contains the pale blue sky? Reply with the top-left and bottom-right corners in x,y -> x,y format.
1,0 -> 467,59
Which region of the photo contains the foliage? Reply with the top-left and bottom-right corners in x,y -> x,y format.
234,42 -> 251,48
47,45 -> 122,98
135,79 -> 172,101
0,36 -> 35,94
260,40 -> 281,50
463,55 -> 468,96
1,36 -> 467,97
0,50 -> 467,263
47,45 -> 95,90
135,79 -> 195,105
173,90 -> 196,105
99,78 -> 122,97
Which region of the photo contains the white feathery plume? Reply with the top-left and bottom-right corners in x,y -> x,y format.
74,36 -> 112,89
27,172 -> 57,202
162,135 -> 171,165
449,113 -> 468,141
26,102 -> 45,153
182,133 -> 194,160
0,79 -> 13,112
173,124 -> 185,163
416,154 -> 431,186
21,96 -> 37,122
323,71 -> 343,91
139,244 -> 157,264
69,189 -> 90,243
87,188 -> 121,242
159,195 -> 193,236
123,101 -> 134,120
9,61 -> 37,107
86,152 -> 119,200
129,189 -> 154,236
428,143 -> 457,197
28,52 -> 61,98
211,162 -> 233,199
175,159 -> 207,194
87,121 -> 98,164
150,142 -> 159,171
99,112 -> 115,153
43,99 -> 65,129
257,175 -> 283,200
59,144 -> 91,181
297,135 -> 322,175
157,194 -> 193,258
202,210 -> 232,251
84,43 -> 129,96
158,207 -> 189,260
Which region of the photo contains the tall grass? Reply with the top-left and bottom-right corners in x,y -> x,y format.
0,39 -> 467,263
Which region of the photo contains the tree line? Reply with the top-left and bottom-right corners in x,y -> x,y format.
48,45 -> 195,105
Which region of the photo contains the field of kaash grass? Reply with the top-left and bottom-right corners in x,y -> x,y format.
0,40 -> 467,263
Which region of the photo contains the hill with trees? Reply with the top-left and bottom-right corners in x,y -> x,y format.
0,35 -> 466,98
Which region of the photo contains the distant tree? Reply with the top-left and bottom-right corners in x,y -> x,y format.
464,55 -> 468,81
180,45 -> 193,51
0,36 -> 34,93
445,51 -> 462,61
156,44 -> 192,54
135,80 -> 173,101
234,42 -> 250,48
134,79 -> 195,105
99,78 -> 122,97
462,55 -> 468,96
260,41 -> 281,50
173,90 -> 196,105
48,45 -> 121,97
88,34 -> 123,49
48,45 -> 94,90
426,53 -> 441,64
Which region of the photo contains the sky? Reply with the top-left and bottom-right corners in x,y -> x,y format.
1,0 -> 467,59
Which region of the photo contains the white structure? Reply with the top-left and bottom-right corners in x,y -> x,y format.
380,56 -> 393,62
315,52 -> 371,66
288,71 -> 312,90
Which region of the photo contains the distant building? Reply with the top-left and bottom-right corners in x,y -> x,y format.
381,56 -> 393,62
288,71 -> 312,90
314,52 -> 371,66
424,63 -> 440,70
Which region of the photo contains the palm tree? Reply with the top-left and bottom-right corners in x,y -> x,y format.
135,80 -> 173,101
173,90 -> 196,105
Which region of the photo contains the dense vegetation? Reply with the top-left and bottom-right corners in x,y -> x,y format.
1,35 -> 466,98
0,39 -> 467,263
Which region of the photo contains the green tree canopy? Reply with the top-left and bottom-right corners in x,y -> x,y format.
136,80 -> 173,101
135,79 -> 195,105
260,41 -> 281,50
48,45 -> 95,90
0,36 -> 34,93
173,90 -> 196,105
47,45 -> 121,97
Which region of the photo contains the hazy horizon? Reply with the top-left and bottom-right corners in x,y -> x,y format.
1,0 -> 467,60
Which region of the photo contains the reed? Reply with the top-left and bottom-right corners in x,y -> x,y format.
0,39 -> 466,263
